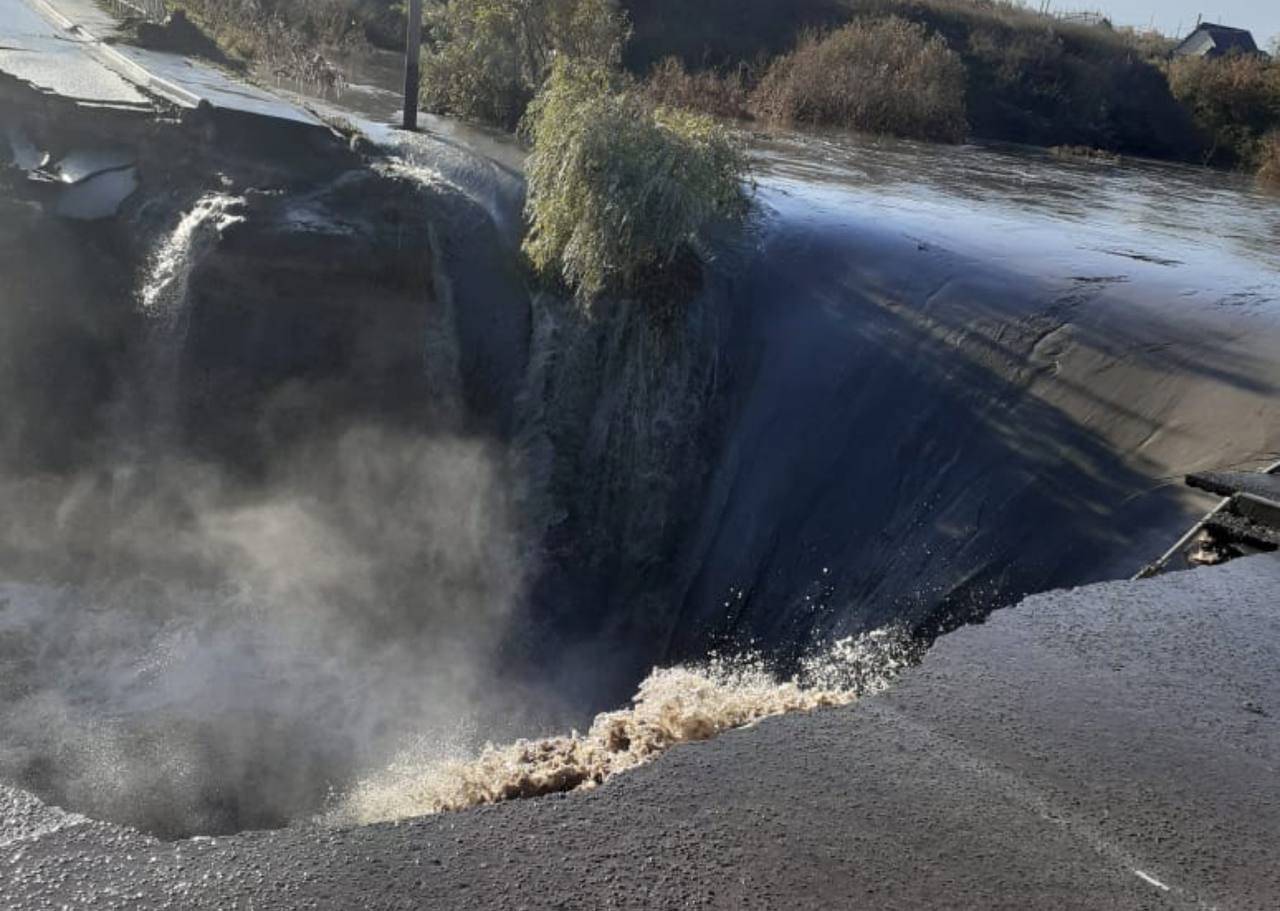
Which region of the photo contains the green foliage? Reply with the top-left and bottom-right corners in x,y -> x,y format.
751,17 -> 968,143
419,0 -> 630,128
1166,53 -> 1280,169
522,60 -> 750,304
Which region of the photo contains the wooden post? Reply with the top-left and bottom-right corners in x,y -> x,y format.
403,0 -> 422,130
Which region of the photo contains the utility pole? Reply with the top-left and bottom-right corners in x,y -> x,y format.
403,0 -> 422,130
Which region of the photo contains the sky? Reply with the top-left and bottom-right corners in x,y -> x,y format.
1058,1 -> 1280,45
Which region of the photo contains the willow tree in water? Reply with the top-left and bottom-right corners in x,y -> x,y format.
522,60 -> 750,304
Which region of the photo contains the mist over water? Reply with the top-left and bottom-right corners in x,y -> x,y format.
0,427 -> 531,836
0,167 -> 927,838
0,191 -> 544,837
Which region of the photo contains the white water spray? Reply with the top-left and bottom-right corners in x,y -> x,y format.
140,193 -> 245,319
131,193 -> 245,445
329,627 -> 919,825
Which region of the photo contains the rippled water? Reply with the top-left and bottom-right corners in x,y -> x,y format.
293,46 -> 1280,297
749,129 -> 1280,288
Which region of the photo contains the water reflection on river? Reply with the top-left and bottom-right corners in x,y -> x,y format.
751,129 -> 1280,286
291,45 -> 1279,301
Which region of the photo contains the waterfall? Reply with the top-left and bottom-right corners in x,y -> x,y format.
140,193 -> 245,322
133,193 -> 245,447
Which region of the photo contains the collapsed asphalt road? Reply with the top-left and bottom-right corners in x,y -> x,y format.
3,2 -> 1280,906
2,554 -> 1277,910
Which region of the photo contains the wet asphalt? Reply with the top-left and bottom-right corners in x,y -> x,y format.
3,554 -> 1277,910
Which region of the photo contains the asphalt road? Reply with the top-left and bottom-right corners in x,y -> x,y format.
2,554 -> 1277,910
0,0 -> 321,123
0,0 -> 149,107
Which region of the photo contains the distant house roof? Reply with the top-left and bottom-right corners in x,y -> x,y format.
1173,23 -> 1260,58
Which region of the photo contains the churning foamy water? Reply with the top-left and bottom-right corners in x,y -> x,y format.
329,627 -> 919,825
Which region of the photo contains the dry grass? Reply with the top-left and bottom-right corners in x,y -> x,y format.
643,57 -> 753,121
1258,134 -> 1280,187
750,17 -> 968,143
1166,53 -> 1280,168
163,0 -> 355,89
1117,26 -> 1177,62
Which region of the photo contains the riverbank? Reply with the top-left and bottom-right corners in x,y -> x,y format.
146,0 -> 1280,185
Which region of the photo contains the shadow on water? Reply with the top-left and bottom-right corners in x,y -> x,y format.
654,183 -> 1277,664
473,130 -> 1280,703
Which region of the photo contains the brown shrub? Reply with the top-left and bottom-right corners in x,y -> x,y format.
1166,53 -> 1280,167
750,17 -> 968,143
169,0 -> 359,58
162,0 -> 357,91
624,0 -> 1201,160
1259,134 -> 1280,187
643,57 -> 753,121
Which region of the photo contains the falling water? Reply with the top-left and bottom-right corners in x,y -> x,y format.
140,193 -> 246,319
133,193 -> 246,448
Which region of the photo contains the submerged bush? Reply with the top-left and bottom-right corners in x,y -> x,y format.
1166,54 -> 1280,169
522,61 -> 750,304
750,17 -> 968,142
419,0 -> 630,128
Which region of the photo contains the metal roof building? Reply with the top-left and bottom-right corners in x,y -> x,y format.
1172,22 -> 1261,58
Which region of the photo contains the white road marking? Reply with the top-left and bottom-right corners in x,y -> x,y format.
1134,870 -> 1172,892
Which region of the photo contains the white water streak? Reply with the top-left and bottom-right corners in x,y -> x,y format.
140,194 -> 245,318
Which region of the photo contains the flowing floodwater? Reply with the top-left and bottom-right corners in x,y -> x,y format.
748,129 -> 1280,291
2,70 -> 1279,841
286,45 -> 1280,280
330,627 -> 919,825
